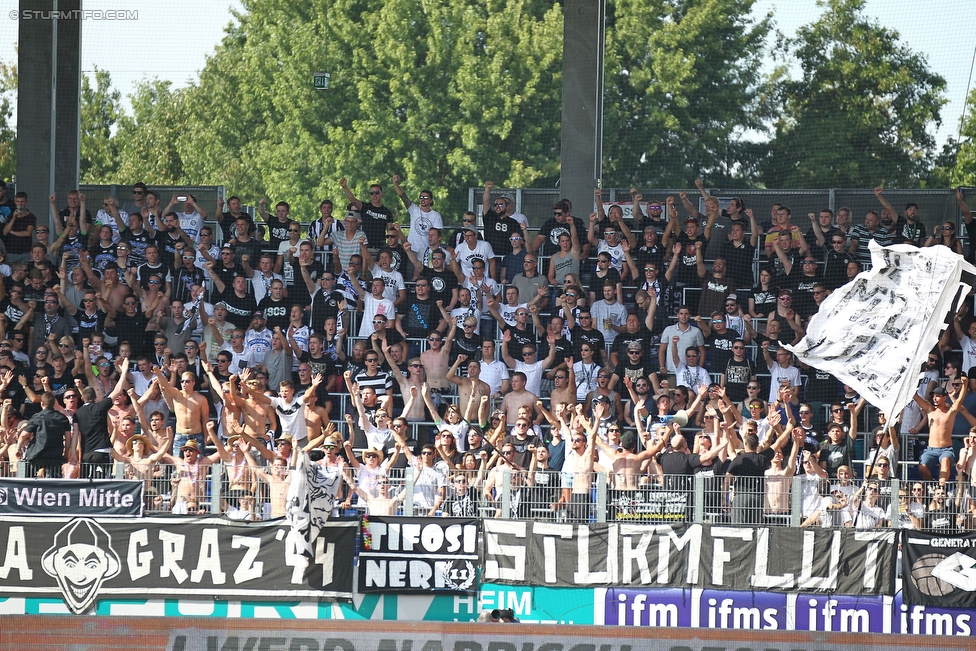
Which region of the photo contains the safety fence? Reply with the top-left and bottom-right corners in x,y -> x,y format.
6,461 -> 971,531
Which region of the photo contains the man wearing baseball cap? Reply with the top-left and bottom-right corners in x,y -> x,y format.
325,210 -> 368,273
244,310 -> 273,357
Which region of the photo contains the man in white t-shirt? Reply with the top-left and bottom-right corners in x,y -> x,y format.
393,176 -> 444,252
161,195 -> 207,244
361,246 -> 406,307
245,253 -> 284,304
360,278 -> 396,337
479,339 -> 511,399
589,281 -> 628,347
450,287 -> 483,335
501,331 -> 558,397
95,197 -> 128,244
498,286 -> 527,328
453,227 -> 496,280
219,328 -> 259,374
951,316 -> 976,374
276,227 -> 307,285
763,344 -> 802,403
246,375 -> 322,447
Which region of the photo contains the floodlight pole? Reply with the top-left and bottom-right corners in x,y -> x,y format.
560,0 -> 606,218
16,0 -> 82,223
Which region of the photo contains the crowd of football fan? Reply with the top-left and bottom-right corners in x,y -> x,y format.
1,178 -> 975,529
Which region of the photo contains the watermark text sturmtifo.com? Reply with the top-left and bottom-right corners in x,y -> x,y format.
10,10 -> 138,21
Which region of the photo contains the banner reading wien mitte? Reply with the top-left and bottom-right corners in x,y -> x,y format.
0,478 -> 144,517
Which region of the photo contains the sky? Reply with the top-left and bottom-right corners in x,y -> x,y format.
0,0 -> 973,147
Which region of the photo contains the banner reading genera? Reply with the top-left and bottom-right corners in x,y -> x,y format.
0,478 -> 144,517
484,521 -> 896,595
0,516 -> 357,614
903,530 -> 976,608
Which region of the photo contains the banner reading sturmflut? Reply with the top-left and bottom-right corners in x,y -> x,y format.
0,478 -> 143,517
484,521 -> 895,595
0,516 -> 357,614
786,241 -> 976,418
359,516 -> 479,593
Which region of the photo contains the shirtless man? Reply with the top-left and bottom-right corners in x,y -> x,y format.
500,371 -> 538,423
211,434 -> 256,498
765,428 -> 804,515
228,369 -> 275,446
154,364 -> 209,454
592,400 -> 673,491
170,427 -> 221,508
79,251 -> 129,312
447,355 -> 491,417
382,343 -> 426,421
549,356 -> 576,408
245,450 -> 294,518
914,380 -> 974,483
419,310 -> 456,391
110,427 -> 176,491
342,470 -> 406,516
304,392 -> 334,445
239,372 -> 322,446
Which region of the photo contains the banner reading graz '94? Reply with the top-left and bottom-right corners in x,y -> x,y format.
0,516 -> 358,614
359,516 -> 479,593
484,521 -> 896,595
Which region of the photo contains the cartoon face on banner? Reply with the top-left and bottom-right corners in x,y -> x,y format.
41,519 -> 121,614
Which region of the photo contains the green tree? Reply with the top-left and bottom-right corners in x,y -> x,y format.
602,0 -> 773,188
113,80 -> 189,184
79,67 -> 123,183
761,0 -> 946,188
929,89 -> 976,187
0,57 -> 17,183
176,0 -> 563,219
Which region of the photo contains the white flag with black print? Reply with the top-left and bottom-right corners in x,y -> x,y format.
786,241 -> 976,418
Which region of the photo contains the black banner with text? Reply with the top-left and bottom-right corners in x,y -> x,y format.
483,521 -> 896,595
902,530 -> 976,607
358,516 -> 479,593
0,516 -> 357,614
0,478 -> 143,517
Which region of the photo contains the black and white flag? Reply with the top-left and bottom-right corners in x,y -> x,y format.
787,241 -> 976,417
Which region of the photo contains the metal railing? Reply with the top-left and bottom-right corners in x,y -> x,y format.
11,461 -> 971,530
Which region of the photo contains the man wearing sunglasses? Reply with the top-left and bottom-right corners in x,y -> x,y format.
340,177 -> 394,249
257,198 -> 297,251
481,181 -> 524,257
23,290 -> 73,354
153,364 -> 209,455
359,278 -> 395,338
393,174 -> 443,254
